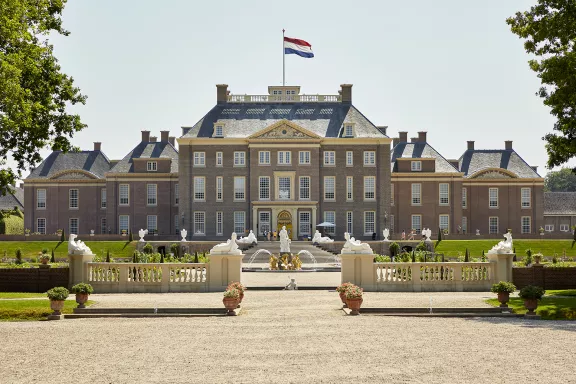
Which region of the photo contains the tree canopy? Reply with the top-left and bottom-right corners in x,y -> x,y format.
544,167 -> 576,191
0,0 -> 86,194
507,1 -> 576,172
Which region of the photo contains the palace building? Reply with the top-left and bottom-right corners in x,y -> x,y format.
23,83 -> 545,239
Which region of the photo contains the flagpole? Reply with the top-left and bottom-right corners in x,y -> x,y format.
282,28 -> 285,86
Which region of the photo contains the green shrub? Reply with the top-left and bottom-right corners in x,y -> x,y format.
491,281 -> 516,293
170,243 -> 180,257
50,249 -> 55,263
464,248 -> 470,262
60,229 -> 65,242
71,283 -> 94,294
389,242 -> 400,257
106,249 -> 111,263
160,252 -> 165,263
143,243 -> 153,254
416,241 -> 427,252
15,249 -> 22,264
375,255 -> 391,262
519,285 -> 545,300
129,231 -> 134,242
46,287 -> 69,301
0,214 -> 24,235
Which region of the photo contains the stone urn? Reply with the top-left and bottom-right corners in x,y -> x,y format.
75,293 -> 89,309
50,300 -> 65,316
339,292 -> 348,308
497,292 -> 510,308
223,298 -> 239,316
346,298 -> 363,316
524,299 -> 538,316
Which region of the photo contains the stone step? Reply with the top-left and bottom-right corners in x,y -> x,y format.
342,307 -> 522,317
352,307 -> 503,313
65,307 -> 238,318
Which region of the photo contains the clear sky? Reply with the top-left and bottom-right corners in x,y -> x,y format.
18,0 -> 574,176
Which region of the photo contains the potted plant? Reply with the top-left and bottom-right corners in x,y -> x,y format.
227,282 -> 246,308
539,227 -> 545,236
490,281 -> 516,308
518,285 -> 545,316
336,282 -> 355,308
345,285 -> 363,315
533,253 -> 543,264
24,228 -> 30,236
71,283 -> 94,308
46,287 -> 69,316
38,253 -> 50,265
223,288 -> 240,316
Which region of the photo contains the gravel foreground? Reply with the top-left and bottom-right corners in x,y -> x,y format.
1,291 -> 575,384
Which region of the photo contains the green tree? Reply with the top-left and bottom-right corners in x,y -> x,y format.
507,1 -> 576,171
0,0 -> 87,194
544,168 -> 576,191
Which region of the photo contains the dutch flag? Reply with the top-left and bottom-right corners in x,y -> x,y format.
284,36 -> 314,58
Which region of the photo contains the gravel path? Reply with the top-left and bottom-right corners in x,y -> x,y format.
0,291 -> 574,384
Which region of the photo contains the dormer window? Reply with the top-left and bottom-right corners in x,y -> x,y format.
411,161 -> 422,171
213,124 -> 224,138
344,124 -> 355,137
147,161 -> 157,171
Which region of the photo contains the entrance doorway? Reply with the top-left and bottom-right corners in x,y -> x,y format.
277,210 -> 293,239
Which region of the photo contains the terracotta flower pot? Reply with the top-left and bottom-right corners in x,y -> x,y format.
524,298 -> 538,315
223,297 -> 239,316
50,300 -> 65,315
533,256 -> 542,265
40,258 -> 48,265
339,292 -> 348,308
346,297 -> 363,316
75,293 -> 89,309
497,292 -> 510,308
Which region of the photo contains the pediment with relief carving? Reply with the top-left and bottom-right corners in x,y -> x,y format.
249,120 -> 321,140
50,171 -> 96,180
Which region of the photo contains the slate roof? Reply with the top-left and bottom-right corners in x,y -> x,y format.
391,142 -> 460,173
459,150 -> 541,178
0,188 -> 24,211
544,192 -> 576,215
182,103 -> 388,139
26,151 -> 111,179
109,142 -> 179,173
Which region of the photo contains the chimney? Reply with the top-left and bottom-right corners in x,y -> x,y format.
505,140 -> 513,150
150,136 -> 157,143
399,132 -> 408,142
216,84 -> 228,104
467,141 -> 475,150
182,127 -> 191,136
340,84 -> 353,103
160,131 -> 169,143
392,137 -> 399,147
141,130 -> 150,142
93,142 -> 101,151
410,137 -> 418,143
168,136 -> 176,147
418,131 -> 427,143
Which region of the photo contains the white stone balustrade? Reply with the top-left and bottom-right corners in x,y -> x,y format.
227,94 -> 341,103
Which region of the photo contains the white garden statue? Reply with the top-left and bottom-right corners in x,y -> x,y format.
341,232 -> 373,254
68,234 -> 93,255
487,232 -> 513,255
382,228 -> 390,241
210,232 -> 242,255
279,225 -> 291,253
423,228 -> 432,242
138,229 -> 148,242
312,230 -> 334,244
180,229 -> 187,242
237,230 -> 258,245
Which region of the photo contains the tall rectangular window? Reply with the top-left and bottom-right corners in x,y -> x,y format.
462,187 -> 467,209
278,177 -> 291,199
462,216 -> 467,234
216,176 -> 223,201
37,218 -> 46,235
259,151 -> 270,165
216,152 -> 223,167
194,212 -> 205,235
390,214 -> 395,233
324,176 -> 335,201
521,188 -> 531,208
234,177 -> 245,201
411,215 -> 422,234
489,217 -> 499,234
278,151 -> 291,165
214,125 -> 223,137
259,212 -> 271,235
299,176 -> 310,200
364,211 -> 376,235
234,211 -> 245,235
194,177 -> 205,201
101,217 -> 107,234
344,124 -> 354,137
147,215 -> 157,234
101,188 -> 107,209
411,161 -> 422,171
324,211 -> 335,235
147,161 -> 157,171
439,214 -> 449,232
346,151 -> 353,166
299,151 -> 310,165
174,214 -> 179,235
216,212 -> 223,235
175,184 -> 179,205
363,151 -> 376,166
147,184 -> 157,206
391,184 -> 394,206
69,189 -> 78,209
521,216 -> 531,234
119,215 -> 129,234
69,218 -> 79,235
324,151 -> 336,166
346,211 -> 353,234
299,212 -> 311,236
411,183 -> 421,205
193,152 -> 205,167
489,188 -> 498,208
346,176 -> 353,201
36,189 -> 46,209
119,184 -> 129,205
364,176 -> 376,200
259,176 -> 270,200
234,151 -> 246,166
439,183 -> 449,205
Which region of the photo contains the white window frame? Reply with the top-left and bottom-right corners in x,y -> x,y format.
462,216 -> 467,234
324,211 -> 335,235
175,184 -> 179,205
147,161 -> 157,172
147,184 -> 157,206
439,214 -> 449,233
69,189 -> 79,209
234,211 -> 245,235
411,215 -> 422,234
193,152 -> 205,167
439,183 -> 449,206
521,188 -> 531,208
278,176 -> 291,200
324,151 -> 336,166
346,151 -> 353,167
234,176 -> 246,201
363,151 -> 376,166
277,151 -> 291,165
364,176 -> 376,201
521,216 -> 531,234
259,211 -> 271,236
216,212 -> 223,235
216,176 -> 223,201
36,218 -> 46,235
69,218 -> 79,235
216,152 -> 223,167
101,188 -> 107,209
544,224 -> 554,232
194,177 -> 206,201
174,215 -> 179,235
489,217 -> 499,234
560,224 -> 570,232
462,187 -> 467,209
101,217 -> 107,235
299,176 -> 310,200
346,211 -> 353,235
346,176 -> 353,201
344,124 -> 354,138
234,151 -> 246,167
119,184 -> 129,206
214,124 -> 224,138
299,212 -> 311,236
489,188 -> 498,208
194,212 -> 206,236
364,211 -> 376,236
259,151 -> 271,165
36,189 -> 46,209
147,215 -> 158,235
390,214 -> 395,233
411,183 -> 421,206
324,176 -> 336,201
119,215 -> 129,235
411,161 -> 422,171
259,176 -> 270,200
299,151 -> 311,165
391,184 -> 394,206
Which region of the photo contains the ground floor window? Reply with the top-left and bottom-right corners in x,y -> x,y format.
299,212 -> 310,236
174,215 -> 179,235
101,218 -> 107,234
346,211 -> 353,235
259,211 -> 270,236
462,217 -> 467,234
234,211 -> 245,235
119,215 -> 129,235
544,224 -> 554,232
411,215 -> 421,234
194,212 -> 205,235
216,212 -> 223,235
324,211 -> 335,235
439,214 -> 449,233
489,217 -> 498,234
37,218 -> 46,235
147,215 -> 157,234
390,214 -> 395,233
364,211 -> 375,235
560,224 -> 570,232
521,216 -> 531,234
69,218 -> 79,235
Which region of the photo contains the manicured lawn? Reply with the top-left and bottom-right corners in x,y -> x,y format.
0,241 -> 137,260
486,294 -> 576,320
546,289 -> 576,297
0,299 -> 93,321
434,240 -> 576,257
0,292 -> 45,299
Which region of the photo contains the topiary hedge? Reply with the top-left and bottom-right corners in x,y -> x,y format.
0,213 -> 24,235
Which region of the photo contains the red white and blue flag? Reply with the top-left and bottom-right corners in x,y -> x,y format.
284,36 -> 314,58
